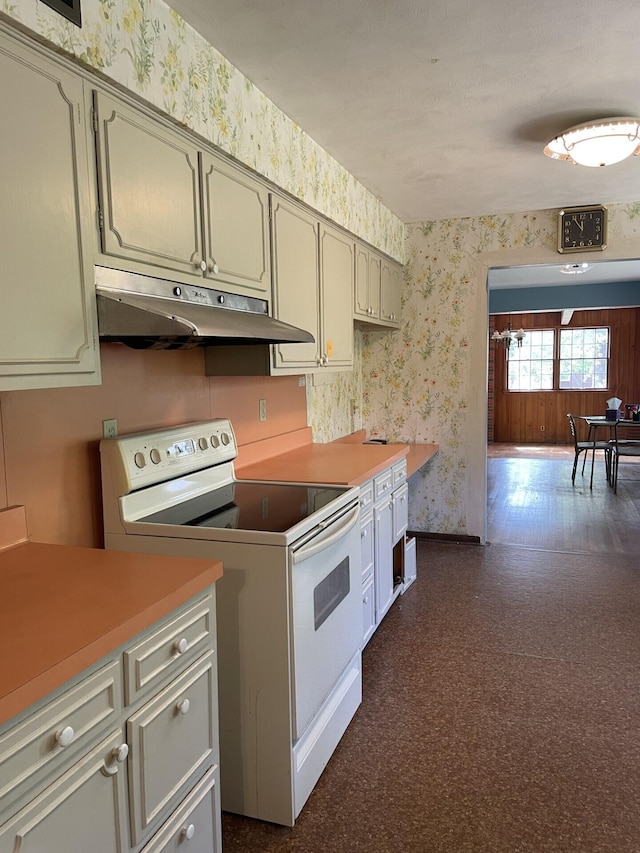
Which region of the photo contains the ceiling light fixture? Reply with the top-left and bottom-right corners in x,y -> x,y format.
544,117 -> 640,167
559,263 -> 592,275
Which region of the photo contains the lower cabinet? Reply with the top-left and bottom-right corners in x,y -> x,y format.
0,729 -> 129,851
0,590 -> 221,853
359,457 -> 412,645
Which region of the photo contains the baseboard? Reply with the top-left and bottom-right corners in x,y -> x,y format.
408,530 -> 482,545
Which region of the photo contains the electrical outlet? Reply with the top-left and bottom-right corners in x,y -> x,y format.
259,399 -> 267,422
102,418 -> 118,439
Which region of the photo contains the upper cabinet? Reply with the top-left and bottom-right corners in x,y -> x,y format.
200,153 -> 271,295
270,196 -> 321,372
354,244 -> 381,321
270,195 -> 353,374
0,29 -> 100,390
354,243 -> 402,329
93,91 -> 270,299
380,258 -> 402,328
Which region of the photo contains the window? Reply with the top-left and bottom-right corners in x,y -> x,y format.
502,324 -> 610,392
559,327 -> 609,389
507,329 -> 555,391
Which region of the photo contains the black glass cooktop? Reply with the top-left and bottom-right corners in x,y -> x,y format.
140,481 -> 348,533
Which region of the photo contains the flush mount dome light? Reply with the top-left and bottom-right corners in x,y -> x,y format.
544,117 -> 640,167
559,263 -> 592,275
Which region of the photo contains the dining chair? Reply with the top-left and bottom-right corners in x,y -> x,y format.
609,426 -> 640,493
566,413 -> 611,487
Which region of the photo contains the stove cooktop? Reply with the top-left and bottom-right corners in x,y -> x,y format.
139,481 -> 350,533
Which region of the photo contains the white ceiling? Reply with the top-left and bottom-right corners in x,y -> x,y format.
489,258 -> 640,289
166,0 -> 640,225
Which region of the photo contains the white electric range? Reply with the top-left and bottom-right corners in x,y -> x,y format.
100,419 -> 362,826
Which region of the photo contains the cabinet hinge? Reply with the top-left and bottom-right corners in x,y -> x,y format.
91,106 -> 98,135
97,208 -> 104,233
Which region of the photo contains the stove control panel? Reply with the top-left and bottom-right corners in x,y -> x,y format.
100,419 -> 237,495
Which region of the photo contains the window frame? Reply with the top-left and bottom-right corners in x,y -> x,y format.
502,324 -> 611,393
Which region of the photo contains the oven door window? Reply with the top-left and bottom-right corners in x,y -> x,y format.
314,557 -> 350,631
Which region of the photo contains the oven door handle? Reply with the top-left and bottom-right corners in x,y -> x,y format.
291,505 -> 360,564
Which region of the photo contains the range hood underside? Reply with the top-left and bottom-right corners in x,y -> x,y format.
95,268 -> 314,350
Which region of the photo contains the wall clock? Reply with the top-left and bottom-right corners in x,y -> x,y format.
558,205 -> 607,253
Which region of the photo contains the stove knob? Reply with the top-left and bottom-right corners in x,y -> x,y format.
150,448 -> 161,465
134,452 -> 146,469
199,437 -> 208,451
210,434 -> 220,448
221,432 -> 230,446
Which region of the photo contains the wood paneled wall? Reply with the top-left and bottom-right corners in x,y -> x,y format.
491,308 -> 640,443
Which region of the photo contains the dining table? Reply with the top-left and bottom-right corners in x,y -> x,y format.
578,415 -> 640,487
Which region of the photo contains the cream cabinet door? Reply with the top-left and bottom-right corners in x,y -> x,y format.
0,32 -> 99,389
0,730 -> 128,852
320,223 -> 354,369
270,195 -> 320,371
200,154 -> 270,297
380,259 -> 402,328
354,244 -> 381,321
94,91 -> 204,278
127,653 -> 217,845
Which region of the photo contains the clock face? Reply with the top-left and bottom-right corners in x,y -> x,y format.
558,206 -> 607,253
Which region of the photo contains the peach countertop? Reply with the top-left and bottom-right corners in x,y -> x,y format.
0,506 -> 222,728
236,430 -> 439,486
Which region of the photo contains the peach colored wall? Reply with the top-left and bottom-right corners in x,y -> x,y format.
0,344 -> 307,548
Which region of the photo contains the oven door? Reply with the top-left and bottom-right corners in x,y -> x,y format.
289,501 -> 361,739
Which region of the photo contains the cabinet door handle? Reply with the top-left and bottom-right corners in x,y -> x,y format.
181,823 -> 196,841
55,725 -> 75,748
176,698 -> 191,715
173,637 -> 188,655
208,258 -> 219,274
102,742 -> 129,776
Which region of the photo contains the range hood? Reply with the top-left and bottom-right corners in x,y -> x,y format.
95,266 -> 314,350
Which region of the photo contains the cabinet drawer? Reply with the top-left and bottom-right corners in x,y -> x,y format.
392,458 -> 407,486
124,594 -> 213,705
373,468 -> 393,502
359,481 -> 373,514
0,660 -> 120,815
139,766 -> 221,853
128,651 -> 218,844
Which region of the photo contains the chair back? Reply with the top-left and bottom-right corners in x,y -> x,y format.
566,413 -> 579,449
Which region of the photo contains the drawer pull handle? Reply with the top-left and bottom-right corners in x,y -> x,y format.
181,823 -> 196,841
55,725 -> 75,748
177,698 -> 191,715
173,637 -> 188,655
102,742 -> 129,776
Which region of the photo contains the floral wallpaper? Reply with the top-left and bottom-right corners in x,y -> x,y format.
2,0 -> 404,260
352,203 -> 640,539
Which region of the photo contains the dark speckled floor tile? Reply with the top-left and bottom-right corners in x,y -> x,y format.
221,541 -> 640,852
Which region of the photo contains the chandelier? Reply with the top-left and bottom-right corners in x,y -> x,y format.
544,117 -> 640,167
491,322 -> 525,351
